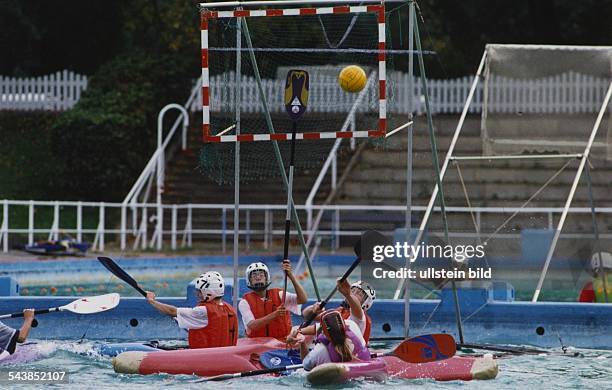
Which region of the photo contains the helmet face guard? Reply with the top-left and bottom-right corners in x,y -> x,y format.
320,310 -> 347,346
246,262 -> 271,292
350,281 -> 376,311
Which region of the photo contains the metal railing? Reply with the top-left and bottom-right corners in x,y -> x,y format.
2,199 -> 612,253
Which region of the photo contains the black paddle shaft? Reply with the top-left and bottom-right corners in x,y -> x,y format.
298,253 -> 361,329
3,308 -> 56,319
282,121 -> 298,304
98,257 -> 147,296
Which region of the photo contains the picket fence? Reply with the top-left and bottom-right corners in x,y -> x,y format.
2,70 -> 609,114
0,70 -> 87,111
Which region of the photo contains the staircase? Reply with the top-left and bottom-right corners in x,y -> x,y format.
160,113 -> 359,245
332,115 -> 612,235
157,113 -> 612,248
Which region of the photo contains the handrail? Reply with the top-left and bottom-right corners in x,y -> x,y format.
2,199 -> 612,253
305,72 -> 376,222
123,77 -> 202,205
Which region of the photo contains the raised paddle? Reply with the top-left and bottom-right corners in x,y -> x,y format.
0,293 -> 120,319
281,69 -> 310,305
299,230 -> 389,329
198,333 -> 456,382
97,256 -> 147,296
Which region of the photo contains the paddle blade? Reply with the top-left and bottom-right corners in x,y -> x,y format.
284,69 -> 309,120
98,256 -> 146,296
61,293 -> 120,314
355,230 -> 390,260
392,334 -> 456,363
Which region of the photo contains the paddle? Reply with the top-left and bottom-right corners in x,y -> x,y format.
199,333 -> 456,382
0,293 -> 120,319
281,69 -> 309,304
299,230 -> 389,329
369,336 -> 580,356
97,256 -> 147,296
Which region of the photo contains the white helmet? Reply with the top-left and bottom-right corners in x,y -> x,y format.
246,262 -> 271,291
195,271 -> 225,302
591,252 -> 612,271
351,280 -> 376,311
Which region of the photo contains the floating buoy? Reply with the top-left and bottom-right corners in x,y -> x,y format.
77,286 -> 85,293
162,282 -> 169,288
21,288 -> 29,295
64,287 -> 73,294
50,287 -> 58,294
40,287 -> 48,295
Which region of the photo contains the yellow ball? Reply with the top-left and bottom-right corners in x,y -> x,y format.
338,65 -> 367,93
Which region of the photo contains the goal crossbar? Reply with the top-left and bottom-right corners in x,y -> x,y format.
200,3 -> 387,143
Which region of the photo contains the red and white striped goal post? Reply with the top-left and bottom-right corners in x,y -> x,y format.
200,3 -> 387,143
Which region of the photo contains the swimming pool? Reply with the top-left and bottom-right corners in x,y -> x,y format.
3,340 -> 610,389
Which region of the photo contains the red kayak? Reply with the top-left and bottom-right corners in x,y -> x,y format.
113,337 -> 497,381
113,337 -> 285,376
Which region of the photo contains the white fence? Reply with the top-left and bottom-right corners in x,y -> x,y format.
1,200 -> 612,253
0,70 -> 87,111
2,70 -> 609,114
189,71 -> 611,115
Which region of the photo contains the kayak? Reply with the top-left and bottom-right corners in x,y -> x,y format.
0,343 -> 53,365
113,337 -> 285,376
306,359 -> 387,385
97,342 -> 160,357
383,354 -> 498,381
20,241 -> 89,256
112,338 -> 498,381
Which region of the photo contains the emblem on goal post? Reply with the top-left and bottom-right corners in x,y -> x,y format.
284,69 -> 309,121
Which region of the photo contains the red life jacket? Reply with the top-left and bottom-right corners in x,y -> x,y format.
579,282 -> 595,303
188,301 -> 238,349
337,306 -> 372,344
243,288 -> 293,341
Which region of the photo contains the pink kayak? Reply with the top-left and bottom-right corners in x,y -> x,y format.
306,359 -> 387,385
113,337 -> 285,376
383,354 -> 498,381
0,343 -> 50,365
113,338 -> 497,382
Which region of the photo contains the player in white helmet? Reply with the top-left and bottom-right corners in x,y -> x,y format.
238,259 -> 308,341
579,252 -> 612,303
297,279 -> 376,343
146,271 -> 238,348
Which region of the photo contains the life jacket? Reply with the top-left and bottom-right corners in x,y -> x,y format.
243,288 -> 293,341
337,306 -> 372,344
316,326 -> 370,362
188,301 -> 238,349
578,282 -> 595,303
593,273 -> 612,303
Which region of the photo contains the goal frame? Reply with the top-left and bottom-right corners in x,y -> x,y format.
199,2 -> 387,143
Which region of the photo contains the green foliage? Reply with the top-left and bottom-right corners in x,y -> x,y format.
0,112 -> 61,199
49,52 -> 192,200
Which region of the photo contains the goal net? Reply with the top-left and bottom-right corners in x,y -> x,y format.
197,3 -> 408,184
482,44 -> 612,159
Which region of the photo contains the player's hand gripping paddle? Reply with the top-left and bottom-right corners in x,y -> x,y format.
299,230 -> 389,329
281,69 -> 309,303
97,256 -> 147,296
0,293 -> 120,319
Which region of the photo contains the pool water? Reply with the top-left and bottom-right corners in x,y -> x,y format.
5,341 -> 611,389
16,263 -> 581,302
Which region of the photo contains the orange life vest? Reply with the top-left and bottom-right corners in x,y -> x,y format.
188,301 -> 238,349
243,288 -> 293,341
337,306 -> 372,344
